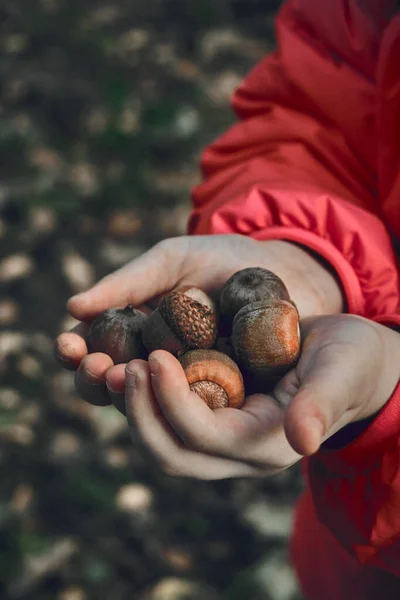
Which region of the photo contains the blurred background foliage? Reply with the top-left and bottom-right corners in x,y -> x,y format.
0,1 -> 305,599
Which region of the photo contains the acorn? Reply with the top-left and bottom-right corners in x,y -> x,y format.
87,305 -> 148,364
220,267 -> 291,335
142,286 -> 218,356
179,349 -> 245,409
232,299 -> 300,382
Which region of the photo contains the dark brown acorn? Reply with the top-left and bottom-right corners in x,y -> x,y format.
141,286 -> 218,356
220,267 -> 291,335
87,305 -> 148,364
179,349 -> 245,410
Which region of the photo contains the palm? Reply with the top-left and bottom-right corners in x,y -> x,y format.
126,314 -> 386,481
55,234 -> 342,416
202,315 -> 378,473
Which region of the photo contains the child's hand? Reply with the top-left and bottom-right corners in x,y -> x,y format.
124,315 -> 400,479
54,235 -> 342,412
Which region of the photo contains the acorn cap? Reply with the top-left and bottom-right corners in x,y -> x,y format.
179,349 -> 245,409
159,286 -> 217,351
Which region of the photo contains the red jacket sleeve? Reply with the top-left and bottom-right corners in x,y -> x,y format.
187,0 -> 400,576
307,314 -> 400,576
188,0 -> 400,318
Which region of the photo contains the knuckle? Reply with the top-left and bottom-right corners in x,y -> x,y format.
156,236 -> 188,261
159,458 -> 185,478
183,434 -> 208,454
162,465 -> 181,478
182,426 -> 219,454
155,238 -> 175,254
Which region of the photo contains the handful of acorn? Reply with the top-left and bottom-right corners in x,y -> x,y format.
87,267 -> 301,410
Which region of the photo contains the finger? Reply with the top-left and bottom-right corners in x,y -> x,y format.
282,354 -> 357,456
75,352 -> 113,406
105,363 -> 127,415
125,360 -> 264,480
55,323 -> 90,370
147,350 -> 220,451
147,350 -> 298,469
67,240 -> 185,321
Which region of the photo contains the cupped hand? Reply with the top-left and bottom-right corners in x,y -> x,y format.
54,234 -> 343,414
123,315 -> 400,480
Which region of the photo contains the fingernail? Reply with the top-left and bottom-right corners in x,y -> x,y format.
69,292 -> 86,302
148,356 -> 161,376
303,416 -> 324,454
106,382 -> 122,394
125,368 -> 137,389
55,352 -> 73,364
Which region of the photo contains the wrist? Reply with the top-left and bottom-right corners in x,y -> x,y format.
261,240 -> 344,318
373,323 -> 400,416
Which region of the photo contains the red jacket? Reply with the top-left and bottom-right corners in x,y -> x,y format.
188,1 -> 400,598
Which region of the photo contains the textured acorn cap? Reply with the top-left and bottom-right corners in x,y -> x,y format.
159,286 -> 217,351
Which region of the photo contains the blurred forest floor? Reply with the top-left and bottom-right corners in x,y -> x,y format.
0,1 -> 305,599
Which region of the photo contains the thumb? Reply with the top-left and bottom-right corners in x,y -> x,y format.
281,359 -> 356,456
67,240 -> 185,321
